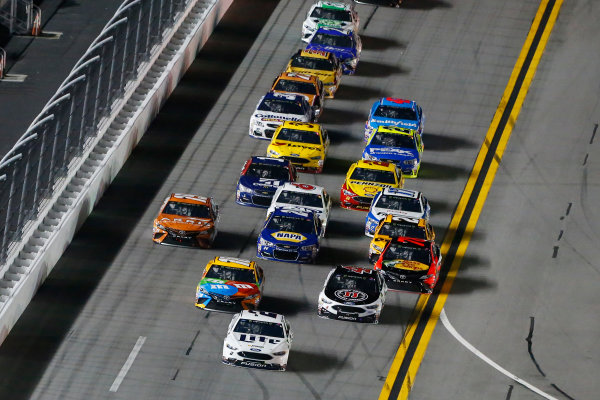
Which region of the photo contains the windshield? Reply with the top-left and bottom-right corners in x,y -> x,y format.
246,163 -> 289,180
291,55 -> 335,71
383,243 -> 431,265
310,7 -> 352,22
275,190 -> 323,208
330,273 -> 378,293
266,215 -> 315,233
274,79 -> 317,95
350,167 -> 397,184
234,319 -> 284,338
163,201 -> 211,218
275,128 -> 321,144
379,221 -> 427,239
373,105 -> 418,121
311,33 -> 353,48
370,132 -> 416,148
374,195 -> 422,213
258,98 -> 304,114
205,264 -> 256,283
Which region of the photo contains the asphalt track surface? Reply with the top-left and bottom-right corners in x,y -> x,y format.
0,0 -> 598,399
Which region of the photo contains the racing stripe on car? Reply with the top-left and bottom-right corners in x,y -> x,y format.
378,1 -> 564,399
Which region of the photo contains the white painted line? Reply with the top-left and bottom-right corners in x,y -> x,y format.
440,309 -> 558,400
109,336 -> 146,392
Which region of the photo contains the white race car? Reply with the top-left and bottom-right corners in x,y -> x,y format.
222,310 -> 293,371
267,182 -> 332,236
249,92 -> 316,140
318,265 -> 387,323
364,187 -> 431,236
301,1 -> 360,42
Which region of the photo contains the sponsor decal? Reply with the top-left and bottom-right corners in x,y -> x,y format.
239,334 -> 281,344
371,119 -> 418,128
271,231 -> 307,242
256,179 -> 282,187
369,148 -> 414,156
334,289 -> 368,301
338,314 -> 358,321
239,360 -> 267,368
350,181 -> 390,188
250,348 -> 262,352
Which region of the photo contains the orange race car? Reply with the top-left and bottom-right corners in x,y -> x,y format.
152,193 -> 219,248
270,72 -> 325,119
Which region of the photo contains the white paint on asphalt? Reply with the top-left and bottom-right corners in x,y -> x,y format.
440,309 -> 558,400
109,336 -> 146,392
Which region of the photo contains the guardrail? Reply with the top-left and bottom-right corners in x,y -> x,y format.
0,0 -> 232,345
0,0 -> 38,35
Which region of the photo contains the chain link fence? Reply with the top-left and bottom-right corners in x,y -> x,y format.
0,0 -> 191,263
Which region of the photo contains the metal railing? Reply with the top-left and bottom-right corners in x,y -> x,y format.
0,0 -> 39,35
0,0 -> 190,263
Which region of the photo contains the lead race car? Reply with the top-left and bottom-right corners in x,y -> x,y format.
302,1 -> 360,42
195,257 -> 264,312
222,310 -> 293,371
236,156 -> 297,208
318,265 -> 387,323
249,92 -> 316,140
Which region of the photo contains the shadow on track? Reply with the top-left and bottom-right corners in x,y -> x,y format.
0,2 -> 281,399
288,350 -> 343,372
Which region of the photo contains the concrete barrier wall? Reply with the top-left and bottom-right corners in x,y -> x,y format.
0,0 -> 234,346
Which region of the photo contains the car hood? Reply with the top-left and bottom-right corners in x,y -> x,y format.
346,179 -> 393,198
323,286 -> 379,306
156,215 -> 213,231
260,229 -> 318,246
268,140 -> 324,158
371,207 -> 423,221
229,332 -> 286,352
251,111 -> 307,123
306,43 -> 356,60
382,259 -> 429,271
238,176 -> 284,192
369,117 -> 419,130
199,278 -> 259,297
363,145 -> 418,161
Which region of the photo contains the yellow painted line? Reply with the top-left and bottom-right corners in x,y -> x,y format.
378,0 -> 564,399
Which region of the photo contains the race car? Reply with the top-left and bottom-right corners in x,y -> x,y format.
236,156 -> 297,208
364,187 -> 430,236
368,215 -> 435,263
318,265 -> 386,323
266,121 -> 330,173
302,1 -> 360,42
362,126 -> 424,178
195,257 -> 264,312
364,97 -> 425,142
340,160 -> 403,211
286,49 -> 342,98
249,92 -> 316,140
270,72 -> 325,119
267,182 -> 332,235
306,27 -> 362,75
222,310 -> 293,371
152,193 -> 219,248
374,237 -> 442,293
257,208 -> 322,263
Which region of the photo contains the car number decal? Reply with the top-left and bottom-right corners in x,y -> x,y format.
334,289 -> 368,301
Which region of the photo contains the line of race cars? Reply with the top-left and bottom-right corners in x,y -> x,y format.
151,1 -> 440,372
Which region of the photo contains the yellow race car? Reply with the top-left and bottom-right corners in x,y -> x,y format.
285,49 -> 342,98
340,160 -> 403,211
368,215 -> 435,262
267,121 -> 329,173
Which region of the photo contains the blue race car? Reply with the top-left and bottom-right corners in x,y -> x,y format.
306,27 -> 362,75
364,97 -> 425,142
257,208 -> 322,263
362,126 -> 424,178
236,156 -> 298,207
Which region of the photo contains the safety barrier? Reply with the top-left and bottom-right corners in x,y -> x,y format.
0,47 -> 5,80
0,0 -> 233,345
0,0 -> 37,35
30,4 -> 40,36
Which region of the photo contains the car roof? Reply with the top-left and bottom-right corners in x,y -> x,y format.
314,27 -> 353,37
166,193 -> 211,205
298,49 -> 333,60
377,97 -> 418,109
277,72 -> 320,84
249,156 -> 290,166
332,265 -> 377,276
375,125 -> 417,137
382,215 -> 425,226
239,310 -> 285,323
316,1 -> 353,11
278,182 -> 324,194
212,256 -> 256,270
271,206 -> 316,219
353,159 -> 396,172
279,121 -> 322,133
262,91 -> 307,103
380,187 -> 420,198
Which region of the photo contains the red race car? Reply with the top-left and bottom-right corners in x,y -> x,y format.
373,237 -> 441,293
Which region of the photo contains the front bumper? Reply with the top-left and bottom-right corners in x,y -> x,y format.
269,155 -> 324,174
152,229 -> 215,248
195,296 -> 259,312
236,189 -> 274,208
257,244 -> 317,264
339,192 -> 373,211
318,303 -> 379,324
222,356 -> 286,371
